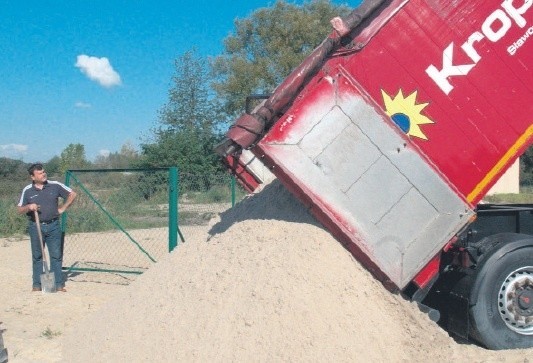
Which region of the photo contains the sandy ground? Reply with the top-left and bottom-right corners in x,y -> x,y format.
1,181 -> 533,362
0,232 -> 139,363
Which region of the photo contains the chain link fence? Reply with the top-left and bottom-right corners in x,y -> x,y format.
62,169 -> 241,274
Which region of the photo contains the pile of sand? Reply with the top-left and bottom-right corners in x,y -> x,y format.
62,181 -> 533,362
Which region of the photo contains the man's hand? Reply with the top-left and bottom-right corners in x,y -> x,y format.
18,203 -> 39,214
26,203 -> 39,212
58,191 -> 77,214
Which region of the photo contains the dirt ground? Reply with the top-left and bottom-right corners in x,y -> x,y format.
1,181 -> 532,362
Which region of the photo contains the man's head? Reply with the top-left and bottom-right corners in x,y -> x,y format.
28,163 -> 47,184
27,163 -> 44,176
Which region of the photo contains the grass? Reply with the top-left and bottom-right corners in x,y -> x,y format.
484,190 -> 533,204
41,326 -> 61,339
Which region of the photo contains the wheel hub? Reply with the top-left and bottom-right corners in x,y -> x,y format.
518,290 -> 533,310
498,266 -> 533,335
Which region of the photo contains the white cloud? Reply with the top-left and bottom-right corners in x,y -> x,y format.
1,144 -> 28,152
99,149 -> 111,157
0,144 -> 28,158
75,101 -> 92,108
75,54 -> 122,88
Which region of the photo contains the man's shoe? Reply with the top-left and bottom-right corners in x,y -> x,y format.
57,287 -> 67,292
32,287 -> 41,292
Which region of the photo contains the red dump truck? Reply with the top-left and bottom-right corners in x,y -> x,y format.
216,0 -> 533,350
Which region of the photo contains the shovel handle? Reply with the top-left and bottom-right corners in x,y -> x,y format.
33,210 -> 50,274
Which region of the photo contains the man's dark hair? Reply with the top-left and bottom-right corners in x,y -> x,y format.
27,163 -> 44,176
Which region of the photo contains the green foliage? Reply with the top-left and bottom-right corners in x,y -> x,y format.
45,156 -> 62,177
0,159 -> 30,236
60,143 -> 89,173
160,50 -> 218,133
0,198 -> 27,237
204,185 -> 232,203
93,142 -> 140,169
139,131 -> 224,177
183,185 -> 229,204
211,0 -> 351,117
0,157 -> 27,179
0,158 -> 28,201
67,208 -> 112,233
484,191 -> 533,204
519,152 -> 533,195
521,147 -> 533,180
41,327 -> 62,339
182,183 -> 247,204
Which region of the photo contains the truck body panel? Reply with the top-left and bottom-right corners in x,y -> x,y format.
256,69 -> 474,289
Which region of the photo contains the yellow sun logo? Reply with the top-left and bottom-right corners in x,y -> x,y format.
381,89 -> 434,140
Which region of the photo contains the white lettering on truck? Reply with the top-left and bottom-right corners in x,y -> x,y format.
426,0 -> 532,95
508,25 -> 533,54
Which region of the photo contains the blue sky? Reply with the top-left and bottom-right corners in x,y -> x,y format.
0,0 -> 358,163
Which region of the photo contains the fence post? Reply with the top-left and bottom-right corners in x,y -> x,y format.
231,175 -> 236,207
168,167 -> 179,252
62,170 -> 72,232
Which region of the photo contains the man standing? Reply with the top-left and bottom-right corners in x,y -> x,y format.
17,163 -> 77,292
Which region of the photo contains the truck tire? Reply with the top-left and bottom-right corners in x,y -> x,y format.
468,245 -> 533,350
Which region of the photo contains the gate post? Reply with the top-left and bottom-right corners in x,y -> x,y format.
62,170 -> 72,232
231,175 -> 236,207
168,167 -> 179,252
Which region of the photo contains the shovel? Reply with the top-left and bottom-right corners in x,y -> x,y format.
34,211 -> 56,293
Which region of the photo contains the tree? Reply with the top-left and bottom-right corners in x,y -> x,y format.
139,50 -> 225,180
211,0 -> 351,117
0,157 -> 28,198
44,156 -> 62,177
60,143 -> 89,173
94,142 -> 140,169
0,157 -> 26,179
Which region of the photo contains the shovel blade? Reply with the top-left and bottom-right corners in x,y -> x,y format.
40,273 -> 56,293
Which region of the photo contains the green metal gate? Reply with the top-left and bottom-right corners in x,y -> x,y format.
62,168 -> 179,274
61,168 -> 238,274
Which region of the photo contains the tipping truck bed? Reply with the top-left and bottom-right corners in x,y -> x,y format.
216,0 -> 533,291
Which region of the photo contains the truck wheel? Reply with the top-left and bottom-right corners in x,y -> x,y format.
469,247 -> 533,350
